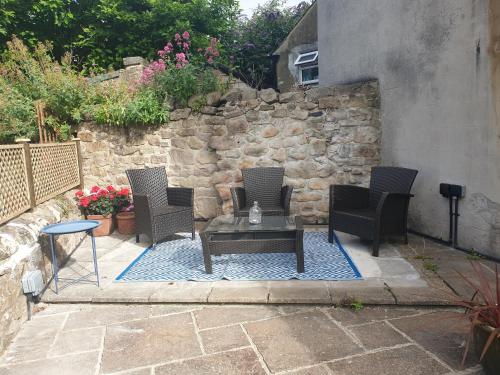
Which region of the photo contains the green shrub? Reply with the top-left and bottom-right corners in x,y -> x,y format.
140,32 -> 227,109
0,78 -> 36,143
88,84 -> 168,127
1,37 -> 86,141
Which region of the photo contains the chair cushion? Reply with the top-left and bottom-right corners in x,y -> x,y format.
238,205 -> 285,217
153,205 -> 191,217
242,167 -> 284,208
332,208 -> 376,239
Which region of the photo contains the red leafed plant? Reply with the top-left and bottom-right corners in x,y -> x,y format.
456,261 -> 500,365
74,185 -> 130,216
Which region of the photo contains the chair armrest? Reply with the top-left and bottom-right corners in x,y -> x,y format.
132,194 -> 153,230
281,185 -> 293,215
330,185 -> 370,211
166,187 -> 193,207
231,187 -> 245,217
376,192 -> 414,225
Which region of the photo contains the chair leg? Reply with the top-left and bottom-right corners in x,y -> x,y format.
135,234 -> 140,243
192,227 -> 195,240
328,217 -> 335,243
372,236 -> 380,257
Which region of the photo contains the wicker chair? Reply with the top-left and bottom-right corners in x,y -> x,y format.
328,166 -> 418,257
231,167 -> 293,217
126,167 -> 194,246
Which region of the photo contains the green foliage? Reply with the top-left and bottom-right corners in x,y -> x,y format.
0,0 -> 240,72
151,64 -> 221,108
88,84 -> 169,127
350,300 -> 364,311
466,250 -> 483,261
224,0 -> 311,88
0,37 -> 85,142
0,77 -> 36,143
423,261 -> 438,273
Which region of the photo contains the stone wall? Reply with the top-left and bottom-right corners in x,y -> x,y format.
0,192 -> 83,355
78,81 -> 380,223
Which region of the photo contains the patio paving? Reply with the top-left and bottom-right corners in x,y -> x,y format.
39,226 -> 497,306
0,303 -> 484,374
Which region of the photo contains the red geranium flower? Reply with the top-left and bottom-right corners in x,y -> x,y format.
90,195 -> 98,201
79,197 -> 90,207
75,190 -> 84,197
106,185 -> 115,192
90,186 -> 100,193
118,188 -> 129,196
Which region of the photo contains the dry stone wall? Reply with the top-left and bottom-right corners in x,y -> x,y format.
0,192 -> 83,355
78,81 -> 381,223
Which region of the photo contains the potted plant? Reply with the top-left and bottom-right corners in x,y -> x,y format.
457,261 -> 500,375
75,186 -> 116,236
114,187 -> 135,235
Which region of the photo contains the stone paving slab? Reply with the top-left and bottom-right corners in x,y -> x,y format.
244,311 -> 363,373
194,305 -> 281,330
0,351 -> 100,375
348,321 -> 409,349
0,303 -> 483,375
48,326 -> 104,357
268,281 -> 331,304
389,311 -> 478,370
209,281 -> 269,303
154,348 -> 266,375
199,325 -> 249,354
100,313 -> 202,373
326,345 -> 450,375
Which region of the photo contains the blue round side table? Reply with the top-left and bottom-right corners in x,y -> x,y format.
41,220 -> 101,294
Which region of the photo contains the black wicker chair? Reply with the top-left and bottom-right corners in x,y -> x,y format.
126,167 -> 194,246
328,166 -> 418,257
231,167 -> 293,217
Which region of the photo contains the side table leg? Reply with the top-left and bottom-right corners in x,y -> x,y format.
90,231 -> 100,287
49,234 -> 59,294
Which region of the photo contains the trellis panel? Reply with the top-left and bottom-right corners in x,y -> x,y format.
30,143 -> 81,204
0,145 -> 31,224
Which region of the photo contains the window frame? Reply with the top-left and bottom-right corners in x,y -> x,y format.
299,64 -> 319,85
294,51 -> 318,66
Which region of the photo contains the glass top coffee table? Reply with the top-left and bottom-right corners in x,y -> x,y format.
200,215 -> 304,274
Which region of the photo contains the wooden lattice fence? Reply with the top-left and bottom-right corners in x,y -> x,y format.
0,141 -> 83,225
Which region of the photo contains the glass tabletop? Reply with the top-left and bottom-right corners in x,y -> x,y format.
203,215 -> 300,233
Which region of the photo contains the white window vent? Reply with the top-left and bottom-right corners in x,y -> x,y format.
294,51 -> 318,65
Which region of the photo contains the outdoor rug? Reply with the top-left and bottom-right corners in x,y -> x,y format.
116,231 -> 362,282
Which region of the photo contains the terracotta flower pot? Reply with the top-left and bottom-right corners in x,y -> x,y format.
87,214 -> 114,236
116,211 -> 136,235
474,324 -> 500,375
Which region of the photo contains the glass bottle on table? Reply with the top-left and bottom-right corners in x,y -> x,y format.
249,201 -> 262,224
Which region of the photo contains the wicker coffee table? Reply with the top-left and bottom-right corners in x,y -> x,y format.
200,215 -> 304,274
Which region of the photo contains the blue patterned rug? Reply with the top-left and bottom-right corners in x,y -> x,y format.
116,231 -> 362,282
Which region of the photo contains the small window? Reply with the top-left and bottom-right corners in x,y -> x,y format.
294,51 -> 318,66
299,65 -> 319,85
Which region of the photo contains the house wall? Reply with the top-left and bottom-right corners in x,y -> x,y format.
78,81 -> 381,223
275,2 -> 318,91
318,0 -> 500,257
